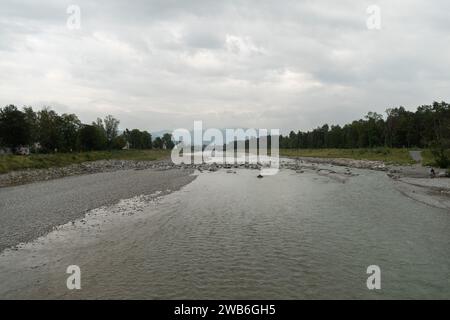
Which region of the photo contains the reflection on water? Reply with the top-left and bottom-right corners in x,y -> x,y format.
0,167 -> 449,299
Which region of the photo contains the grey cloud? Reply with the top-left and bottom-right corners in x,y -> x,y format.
0,0 -> 449,133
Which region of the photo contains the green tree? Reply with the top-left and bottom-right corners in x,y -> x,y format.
129,129 -> 143,149
124,129 -> 152,149
59,113 -> 81,152
23,106 -> 38,145
0,105 -> 31,148
78,125 -> 107,151
112,135 -> 127,149
103,115 -> 120,148
153,136 -> 163,149
37,109 -> 64,152
162,133 -> 174,149
142,131 -> 152,149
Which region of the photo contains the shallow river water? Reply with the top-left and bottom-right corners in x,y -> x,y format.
0,166 -> 449,299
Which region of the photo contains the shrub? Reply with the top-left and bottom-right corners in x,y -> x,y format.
430,141 -> 450,168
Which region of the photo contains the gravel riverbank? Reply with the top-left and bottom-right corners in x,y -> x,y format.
289,156 -> 450,210
0,159 -> 177,188
0,168 -> 196,252
1,154 -> 447,188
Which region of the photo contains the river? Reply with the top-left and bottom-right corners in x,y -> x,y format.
0,165 -> 448,299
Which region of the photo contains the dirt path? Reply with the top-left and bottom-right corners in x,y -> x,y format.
409,150 -> 423,162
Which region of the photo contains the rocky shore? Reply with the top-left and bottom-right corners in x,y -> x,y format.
0,158 -> 266,187
1,155 -> 448,188
0,159 -> 172,188
289,156 -> 450,209
293,156 -> 389,171
0,156 -> 386,188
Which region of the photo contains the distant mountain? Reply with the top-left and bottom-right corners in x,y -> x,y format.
155,128 -> 274,146
125,128 -> 272,144
151,129 -> 172,138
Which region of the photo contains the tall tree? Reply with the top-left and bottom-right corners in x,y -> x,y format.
153,137 -> 163,149
103,115 -> 120,148
162,133 -> 174,149
0,105 -> 31,148
59,113 -> 81,151
37,108 -> 64,152
78,125 -> 107,151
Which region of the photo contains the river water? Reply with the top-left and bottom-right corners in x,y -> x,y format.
0,165 -> 449,299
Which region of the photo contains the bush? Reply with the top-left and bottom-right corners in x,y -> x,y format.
112,136 -> 126,149
430,142 -> 450,168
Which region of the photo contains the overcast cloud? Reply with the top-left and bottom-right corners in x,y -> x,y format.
1,0 -> 449,133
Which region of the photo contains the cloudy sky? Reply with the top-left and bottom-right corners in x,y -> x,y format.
0,0 -> 449,133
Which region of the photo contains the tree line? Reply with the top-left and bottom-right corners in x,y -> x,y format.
279,101 -> 450,150
0,105 -> 174,153
1,102 -> 449,166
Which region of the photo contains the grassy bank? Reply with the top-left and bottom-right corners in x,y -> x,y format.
0,149 -> 170,174
421,149 -> 435,166
279,148 -> 418,165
